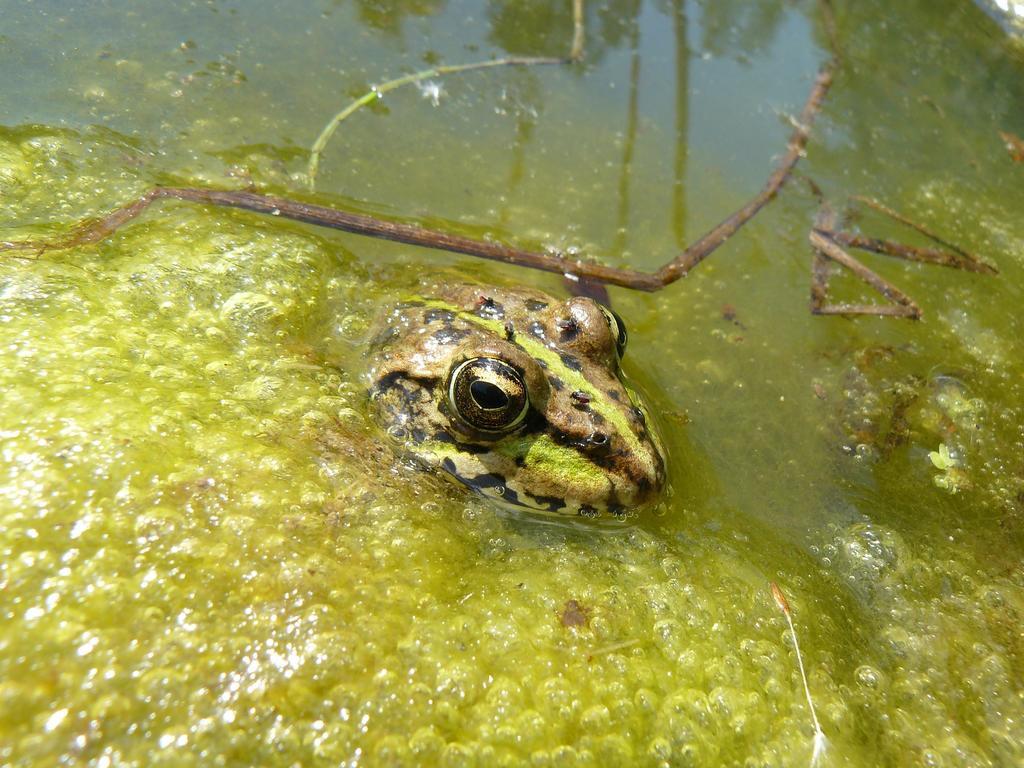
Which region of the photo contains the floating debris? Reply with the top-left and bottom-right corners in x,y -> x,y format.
416,79 -> 444,107
771,582 -> 828,768
1000,131 -> 1024,163
559,598 -> 590,628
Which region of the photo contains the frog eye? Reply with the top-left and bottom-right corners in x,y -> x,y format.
447,357 -> 530,434
599,306 -> 628,358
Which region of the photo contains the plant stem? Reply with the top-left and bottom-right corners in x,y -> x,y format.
771,582 -> 828,767
307,0 -> 586,189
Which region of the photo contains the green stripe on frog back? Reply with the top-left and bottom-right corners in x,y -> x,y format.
414,297 -> 647,461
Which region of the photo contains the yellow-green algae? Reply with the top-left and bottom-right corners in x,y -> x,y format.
2,125 -> 1022,768
2,1 -> 1024,766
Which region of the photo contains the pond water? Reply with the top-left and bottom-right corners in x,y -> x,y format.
2,1 -> 1023,765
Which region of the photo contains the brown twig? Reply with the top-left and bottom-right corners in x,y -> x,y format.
849,195 -> 994,272
828,231 -> 995,274
810,228 -> 921,318
649,63 -> 834,286
0,186 -> 645,280
817,0 -> 842,64
1,1 -> 991,319
806,193 -> 995,318
1,60 -> 837,293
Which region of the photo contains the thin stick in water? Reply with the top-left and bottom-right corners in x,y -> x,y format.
307,0 -> 586,189
306,57 -> 566,189
570,0 -> 586,61
771,582 -> 828,767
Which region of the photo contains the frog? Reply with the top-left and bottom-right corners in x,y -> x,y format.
365,281 -> 666,520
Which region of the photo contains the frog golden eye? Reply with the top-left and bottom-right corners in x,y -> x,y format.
599,306 -> 628,358
447,357 -> 530,434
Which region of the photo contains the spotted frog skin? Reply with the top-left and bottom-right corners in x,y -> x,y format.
366,283 -> 666,519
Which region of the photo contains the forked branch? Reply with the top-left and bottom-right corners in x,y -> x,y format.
1,61 -> 836,293
809,197 -> 996,319
0,0 -> 995,317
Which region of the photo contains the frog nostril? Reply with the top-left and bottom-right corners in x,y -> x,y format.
570,390 -> 591,409
589,432 -> 608,446
556,317 -> 579,341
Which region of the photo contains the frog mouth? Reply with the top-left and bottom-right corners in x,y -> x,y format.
438,455 -> 633,522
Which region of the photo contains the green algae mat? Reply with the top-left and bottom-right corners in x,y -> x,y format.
2,1 -> 1024,765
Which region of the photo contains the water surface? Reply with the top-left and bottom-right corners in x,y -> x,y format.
2,1 -> 1023,765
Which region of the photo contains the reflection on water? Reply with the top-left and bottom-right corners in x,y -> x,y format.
1,0 -> 1024,765
973,0 -> 1024,33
